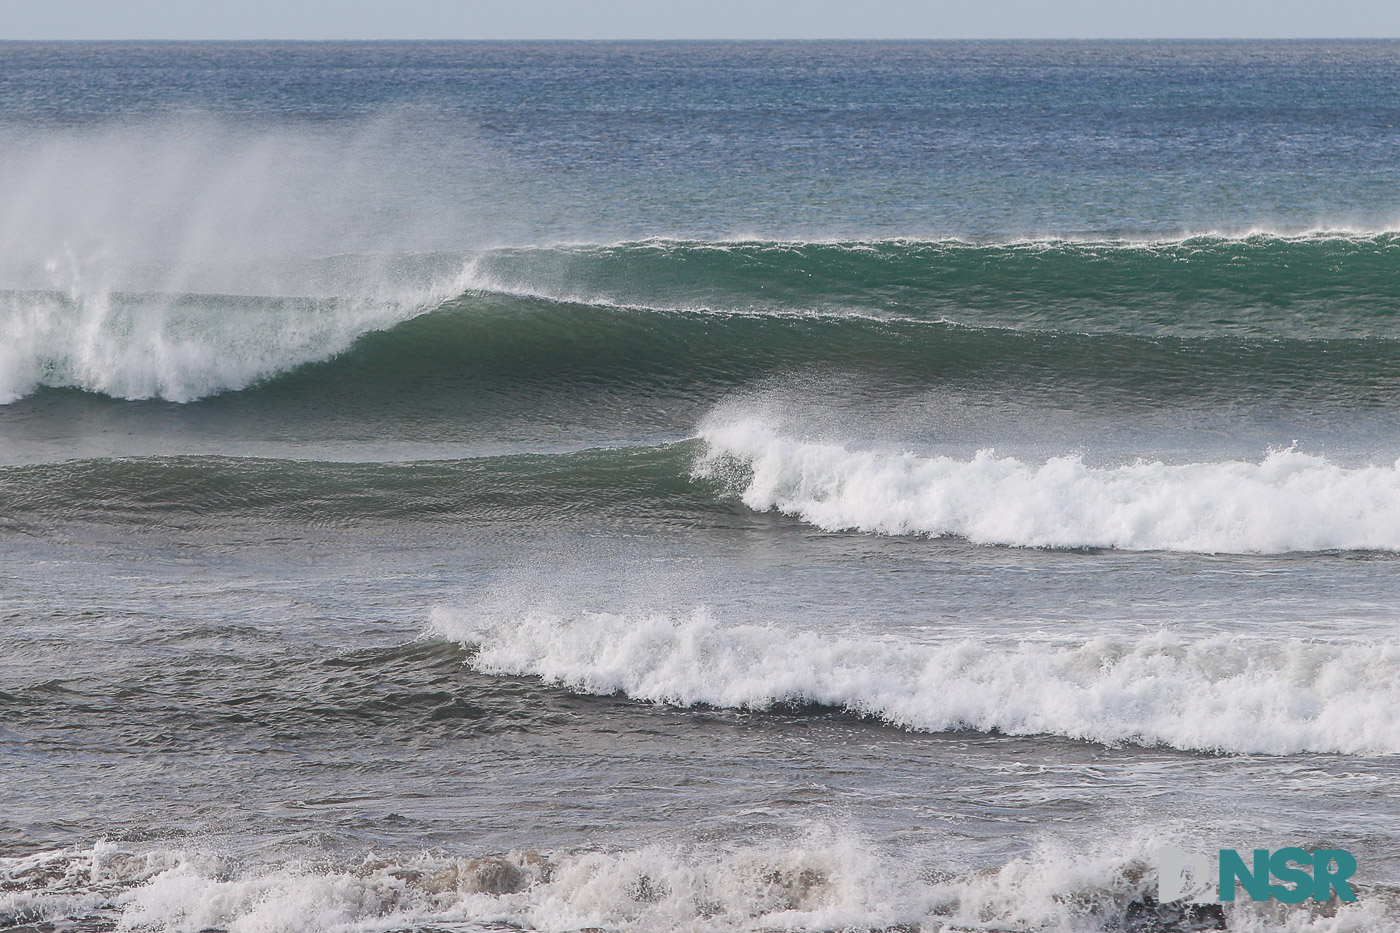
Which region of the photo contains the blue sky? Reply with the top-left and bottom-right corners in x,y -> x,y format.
2,0 -> 1398,40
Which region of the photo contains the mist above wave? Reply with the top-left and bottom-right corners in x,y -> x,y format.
0,114 -> 525,403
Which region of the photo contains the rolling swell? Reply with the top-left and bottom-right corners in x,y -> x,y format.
473,234 -> 1400,337
0,443 -> 718,529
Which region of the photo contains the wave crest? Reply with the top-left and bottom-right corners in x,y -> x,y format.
697,416 -> 1400,554
11,233 -> 1400,405
430,604 -> 1400,755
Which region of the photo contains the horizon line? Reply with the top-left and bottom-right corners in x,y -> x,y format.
3,36 -> 1400,43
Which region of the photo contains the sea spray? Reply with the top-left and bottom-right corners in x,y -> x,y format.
0,269 -> 479,403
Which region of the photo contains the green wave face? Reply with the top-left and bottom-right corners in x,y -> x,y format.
261,295 -> 1400,418
472,234 -> 1400,338
7,234 -> 1400,410
6,234 -> 1400,468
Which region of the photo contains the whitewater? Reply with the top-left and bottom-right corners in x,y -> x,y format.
695,415 -> 1400,554
431,604 -> 1400,755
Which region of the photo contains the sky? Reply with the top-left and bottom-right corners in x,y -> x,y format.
1,0 -> 1398,41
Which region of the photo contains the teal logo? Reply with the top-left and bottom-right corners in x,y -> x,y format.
1157,847 -> 1357,904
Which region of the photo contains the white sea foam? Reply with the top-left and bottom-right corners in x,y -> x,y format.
695,415 -> 1400,554
0,275 -> 477,404
4,835 -> 1390,933
430,604 -> 1400,755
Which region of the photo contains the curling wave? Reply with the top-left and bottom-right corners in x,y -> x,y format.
9,235 -> 1400,406
697,416 -> 1400,554
431,605 -> 1400,755
0,264 -> 475,404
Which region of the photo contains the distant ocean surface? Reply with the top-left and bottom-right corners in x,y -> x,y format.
3,40 -> 1400,933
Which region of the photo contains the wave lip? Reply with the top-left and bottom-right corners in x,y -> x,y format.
467,233 -> 1400,339
431,605 -> 1400,756
0,264 -> 474,404
696,416 -> 1400,554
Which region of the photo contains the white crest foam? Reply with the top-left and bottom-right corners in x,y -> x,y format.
0,267 -> 481,404
4,835 -> 1389,933
430,604 -> 1400,756
696,415 -> 1400,554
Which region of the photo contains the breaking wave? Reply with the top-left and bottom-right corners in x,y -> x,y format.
430,605 -> 1400,756
697,416 -> 1400,554
9,235 -> 1400,405
3,834 -> 1390,933
0,268 -> 475,404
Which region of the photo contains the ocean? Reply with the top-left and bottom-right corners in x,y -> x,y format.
2,39 -> 1399,932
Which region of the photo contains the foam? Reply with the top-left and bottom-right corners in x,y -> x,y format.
0,270 -> 475,404
696,415 -> 1400,554
430,604 -> 1400,755
4,835 -> 1390,933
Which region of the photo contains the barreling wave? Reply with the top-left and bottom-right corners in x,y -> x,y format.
431,604 -> 1400,756
8,234 -> 1400,405
8,293 -> 1400,421
5,834 -> 1389,933
229,297 -> 1400,419
0,264 -> 474,404
697,415 -> 1400,554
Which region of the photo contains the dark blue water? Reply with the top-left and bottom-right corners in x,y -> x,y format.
6,41 -> 1400,239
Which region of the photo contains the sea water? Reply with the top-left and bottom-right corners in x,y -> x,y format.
2,41 -> 1400,932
